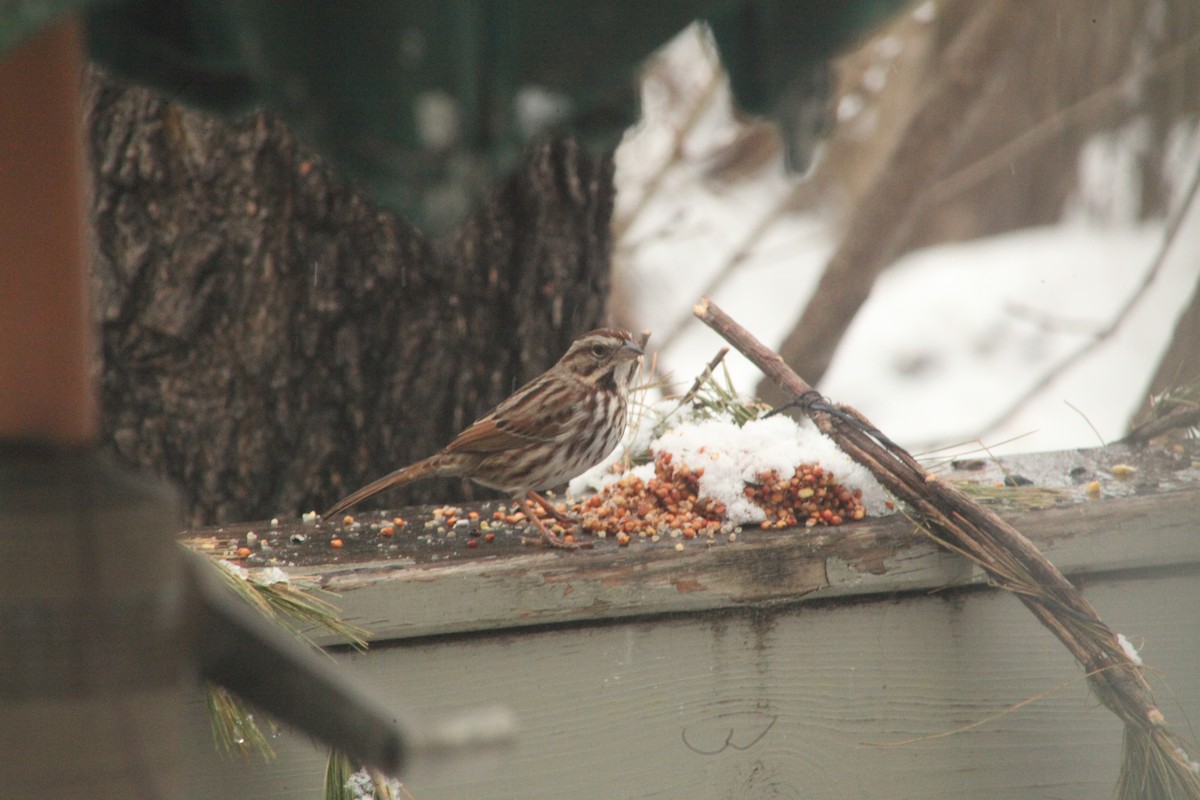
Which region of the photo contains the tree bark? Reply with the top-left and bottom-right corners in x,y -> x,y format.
86,68 -> 615,526
1132,269 -> 1200,431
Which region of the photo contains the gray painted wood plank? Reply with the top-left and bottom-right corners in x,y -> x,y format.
185,569 -> 1200,799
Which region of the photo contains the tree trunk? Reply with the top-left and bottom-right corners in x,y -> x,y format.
1133,268 -> 1200,430
85,68 -> 615,526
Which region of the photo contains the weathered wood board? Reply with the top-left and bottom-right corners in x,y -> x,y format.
181,443 -> 1200,799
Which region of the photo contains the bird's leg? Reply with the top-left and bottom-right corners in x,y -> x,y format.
527,490 -> 575,525
520,492 -> 592,549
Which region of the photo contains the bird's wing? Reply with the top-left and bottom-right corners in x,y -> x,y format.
443,416 -> 535,454
444,379 -> 580,454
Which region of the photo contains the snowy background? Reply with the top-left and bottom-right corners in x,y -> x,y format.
608,17 -> 1200,458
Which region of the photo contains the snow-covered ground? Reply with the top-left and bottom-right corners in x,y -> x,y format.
612,25 -> 1200,457
819,221 -> 1196,453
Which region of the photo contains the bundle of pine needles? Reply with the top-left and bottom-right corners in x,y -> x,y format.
198,550 -> 408,799
695,298 -> 1200,799
197,547 -> 369,762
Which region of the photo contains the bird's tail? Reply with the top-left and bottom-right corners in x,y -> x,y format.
320,456 -> 444,521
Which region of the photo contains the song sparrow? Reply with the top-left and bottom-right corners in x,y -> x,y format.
322,328 -> 643,548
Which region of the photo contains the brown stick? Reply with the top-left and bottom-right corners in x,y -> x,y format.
694,297 -> 1198,779
679,347 -> 729,402
1122,404 -> 1200,444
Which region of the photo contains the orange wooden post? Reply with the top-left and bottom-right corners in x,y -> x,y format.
0,20 -> 190,800
0,18 -> 95,444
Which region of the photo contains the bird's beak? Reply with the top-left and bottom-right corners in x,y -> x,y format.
620,340 -> 644,360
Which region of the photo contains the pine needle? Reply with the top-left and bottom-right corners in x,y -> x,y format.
324,749 -> 402,800
191,545 -> 372,764
207,554 -> 370,651
1115,726 -> 1200,800
206,683 -> 277,761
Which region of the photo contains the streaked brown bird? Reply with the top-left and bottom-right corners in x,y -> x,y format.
321,328 -> 643,548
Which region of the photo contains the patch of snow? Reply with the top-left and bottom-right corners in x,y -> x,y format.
570,405 -> 889,526
648,416 -> 888,524
216,559 -> 248,580
1163,118 -> 1200,211
862,64 -> 889,94
253,566 -> 290,586
1064,118 -> 1152,227
1115,632 -> 1143,666
874,35 -> 902,60
837,92 -> 865,122
625,23 -> 736,163
616,180 -> 830,387
344,768 -> 400,799
1174,743 -> 1200,775
649,215 -> 1198,456
819,222 -> 1200,452
912,1 -> 937,23
644,212 -> 834,393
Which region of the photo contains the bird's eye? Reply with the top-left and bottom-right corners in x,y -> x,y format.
590,343 -> 606,358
